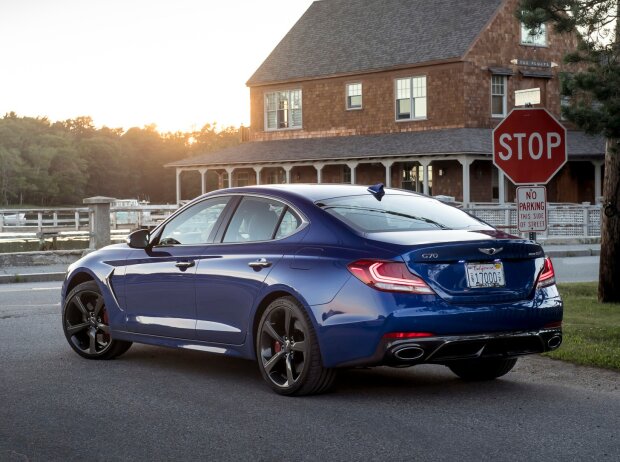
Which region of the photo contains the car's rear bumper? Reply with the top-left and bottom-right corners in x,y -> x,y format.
338,327 -> 562,368
311,275 -> 563,368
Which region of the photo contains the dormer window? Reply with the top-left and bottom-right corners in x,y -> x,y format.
521,22 -> 546,46
265,90 -> 302,130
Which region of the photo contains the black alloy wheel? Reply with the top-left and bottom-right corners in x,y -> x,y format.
256,296 -> 336,396
62,281 -> 131,360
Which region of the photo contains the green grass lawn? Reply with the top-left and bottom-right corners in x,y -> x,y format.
547,282 -> 620,371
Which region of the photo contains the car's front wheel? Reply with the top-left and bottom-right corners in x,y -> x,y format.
256,296 -> 336,396
448,358 -> 518,381
62,280 -> 132,360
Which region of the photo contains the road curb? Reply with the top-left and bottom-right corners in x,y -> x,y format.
0,272 -> 66,284
545,248 -> 601,258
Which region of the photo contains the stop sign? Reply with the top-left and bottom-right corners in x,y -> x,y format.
493,108 -> 567,184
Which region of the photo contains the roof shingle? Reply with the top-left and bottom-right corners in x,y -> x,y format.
247,0 -> 504,86
167,129 -> 604,168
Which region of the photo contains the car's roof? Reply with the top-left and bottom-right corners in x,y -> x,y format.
209,184 -> 424,202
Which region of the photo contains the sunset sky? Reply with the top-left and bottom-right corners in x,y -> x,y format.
0,0 -> 314,132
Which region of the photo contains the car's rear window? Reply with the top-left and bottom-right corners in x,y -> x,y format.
317,194 -> 491,233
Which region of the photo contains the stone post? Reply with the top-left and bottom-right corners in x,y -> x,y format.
83,196 -> 115,250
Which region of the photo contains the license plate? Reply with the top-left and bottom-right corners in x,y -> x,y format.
466,262 -> 505,288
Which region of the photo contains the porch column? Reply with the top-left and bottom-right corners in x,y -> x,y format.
314,163 -> 325,184
498,169 -> 506,204
346,162 -> 358,184
199,168 -> 208,195
225,167 -> 235,188
381,160 -> 394,188
175,168 -> 182,204
253,166 -> 263,185
283,165 -> 293,184
458,157 -> 473,205
420,160 -> 431,196
593,160 -> 604,203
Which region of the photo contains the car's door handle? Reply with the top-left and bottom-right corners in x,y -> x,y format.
175,260 -> 195,270
248,258 -> 272,270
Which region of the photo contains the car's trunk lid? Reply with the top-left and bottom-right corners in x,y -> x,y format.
371,230 -> 544,303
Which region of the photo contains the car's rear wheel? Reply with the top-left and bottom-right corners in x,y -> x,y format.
448,358 -> 518,381
256,296 -> 336,396
62,281 -> 132,360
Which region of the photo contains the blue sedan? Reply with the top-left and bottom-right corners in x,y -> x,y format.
61,184 -> 563,395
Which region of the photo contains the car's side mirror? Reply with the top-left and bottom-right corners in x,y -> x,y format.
127,229 -> 150,249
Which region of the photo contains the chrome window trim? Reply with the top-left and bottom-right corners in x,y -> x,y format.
152,192 -> 309,248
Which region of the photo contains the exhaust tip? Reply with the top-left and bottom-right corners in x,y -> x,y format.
547,335 -> 562,349
393,346 -> 425,361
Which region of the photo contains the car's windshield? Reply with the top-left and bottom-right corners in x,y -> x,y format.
317,194 -> 492,233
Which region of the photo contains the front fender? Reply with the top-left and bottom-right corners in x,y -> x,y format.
62,248 -> 131,332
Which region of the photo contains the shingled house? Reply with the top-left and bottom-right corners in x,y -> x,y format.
168,0 -> 604,205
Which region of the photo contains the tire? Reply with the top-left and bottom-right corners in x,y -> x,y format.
62,281 -> 132,360
448,358 -> 518,381
256,296 -> 336,396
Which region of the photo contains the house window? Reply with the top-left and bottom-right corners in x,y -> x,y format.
491,75 -> 507,117
265,90 -> 302,130
521,22 -> 546,46
346,83 -> 362,109
396,76 -> 427,120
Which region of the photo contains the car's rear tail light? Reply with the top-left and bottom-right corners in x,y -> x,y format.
383,332 -> 434,339
347,259 -> 435,294
537,257 -> 556,288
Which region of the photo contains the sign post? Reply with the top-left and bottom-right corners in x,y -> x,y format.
492,108 -> 567,241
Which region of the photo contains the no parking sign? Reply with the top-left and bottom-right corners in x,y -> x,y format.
517,186 -> 547,232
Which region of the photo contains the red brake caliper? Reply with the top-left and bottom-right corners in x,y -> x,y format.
274,341 -> 282,353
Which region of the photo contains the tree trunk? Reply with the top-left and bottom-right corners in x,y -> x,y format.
598,138 -> 620,302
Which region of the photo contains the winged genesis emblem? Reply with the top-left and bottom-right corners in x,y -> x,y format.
478,247 -> 504,256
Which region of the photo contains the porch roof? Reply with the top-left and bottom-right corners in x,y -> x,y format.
166,128 -> 605,169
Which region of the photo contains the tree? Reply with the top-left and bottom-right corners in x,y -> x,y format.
518,0 -> 620,302
0,114 -> 242,206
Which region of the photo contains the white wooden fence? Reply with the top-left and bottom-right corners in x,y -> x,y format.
465,203 -> 601,238
0,205 -> 178,236
0,203 -> 602,240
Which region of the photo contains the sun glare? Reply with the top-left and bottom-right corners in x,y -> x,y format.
0,0 -> 314,132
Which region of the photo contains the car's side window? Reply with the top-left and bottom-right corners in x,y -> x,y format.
275,209 -> 302,239
158,197 -> 230,245
223,197 -> 287,243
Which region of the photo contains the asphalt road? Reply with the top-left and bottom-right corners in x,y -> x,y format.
1,282 -> 618,461
553,256 -> 599,283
